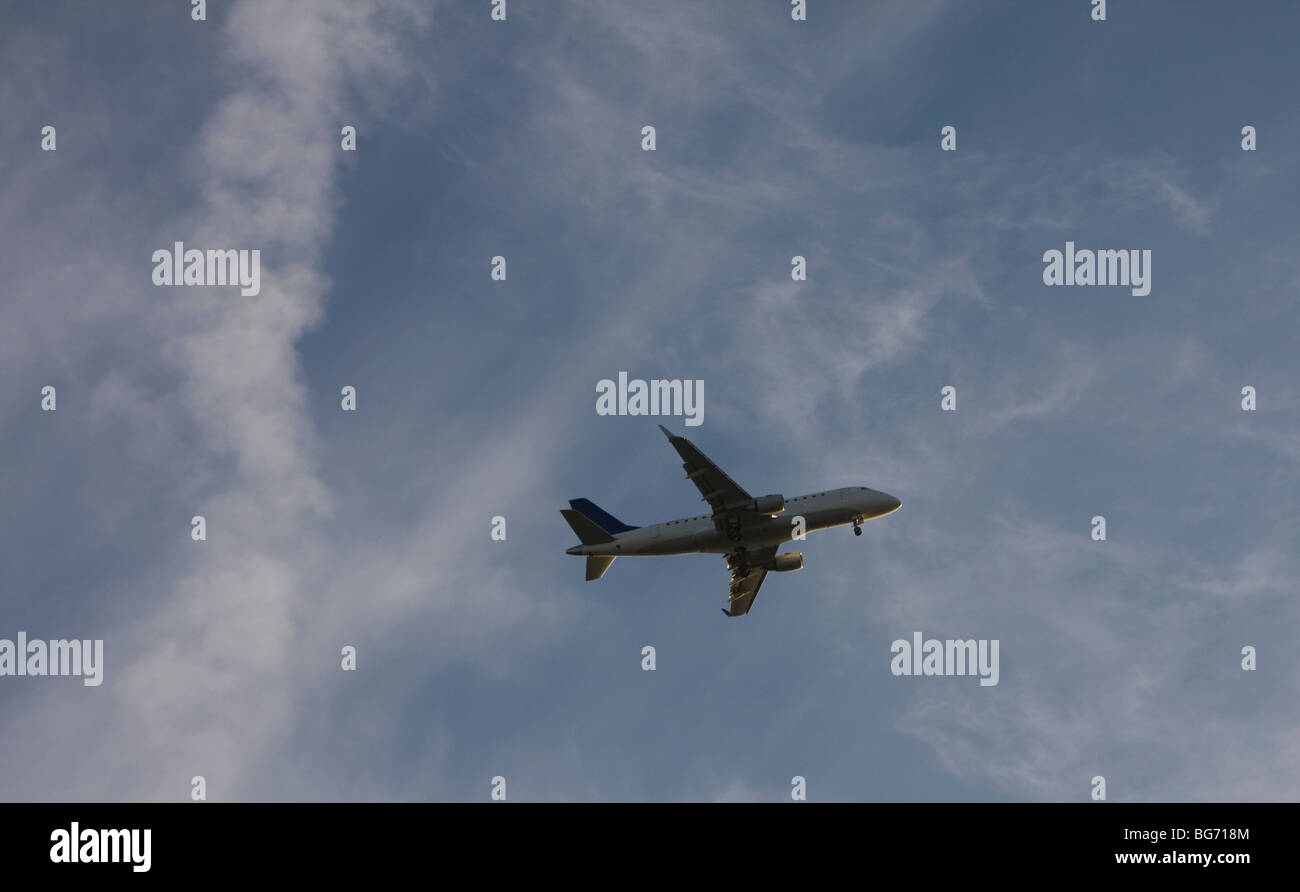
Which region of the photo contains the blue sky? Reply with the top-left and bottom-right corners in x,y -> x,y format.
1,0 -> 1298,801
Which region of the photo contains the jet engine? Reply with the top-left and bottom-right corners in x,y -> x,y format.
765,552 -> 804,572
751,494 -> 786,515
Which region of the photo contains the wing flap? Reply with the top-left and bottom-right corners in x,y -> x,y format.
721,545 -> 776,617
724,568 -> 768,617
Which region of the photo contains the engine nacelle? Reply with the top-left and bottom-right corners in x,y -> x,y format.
766,552 -> 804,573
751,493 -> 786,515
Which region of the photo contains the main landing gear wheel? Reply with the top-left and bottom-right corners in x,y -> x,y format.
728,547 -> 749,576
725,515 -> 743,542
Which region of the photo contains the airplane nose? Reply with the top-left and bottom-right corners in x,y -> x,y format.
882,493 -> 901,513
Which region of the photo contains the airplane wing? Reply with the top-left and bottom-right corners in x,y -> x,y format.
723,546 -> 776,618
658,425 -> 751,514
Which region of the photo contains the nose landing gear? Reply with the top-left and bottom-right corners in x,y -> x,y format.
852,515 -> 864,537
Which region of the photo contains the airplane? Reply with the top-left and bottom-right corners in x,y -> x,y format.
561,424 -> 901,617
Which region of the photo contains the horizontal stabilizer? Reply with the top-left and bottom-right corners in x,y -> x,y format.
561,509 -> 614,545
586,555 -> 616,581
569,498 -> 638,534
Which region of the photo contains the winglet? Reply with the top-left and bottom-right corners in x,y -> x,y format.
657,424 -> 675,440
721,608 -> 734,618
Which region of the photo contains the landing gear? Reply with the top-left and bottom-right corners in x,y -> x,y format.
852,515 -> 863,537
727,547 -> 750,577
725,515 -> 743,542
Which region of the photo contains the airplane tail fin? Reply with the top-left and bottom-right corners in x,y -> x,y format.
563,499 -> 637,583
586,555 -> 616,580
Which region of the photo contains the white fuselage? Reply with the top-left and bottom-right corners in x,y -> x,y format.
566,487 -> 901,557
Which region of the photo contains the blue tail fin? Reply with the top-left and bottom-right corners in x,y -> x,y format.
569,498 -> 639,534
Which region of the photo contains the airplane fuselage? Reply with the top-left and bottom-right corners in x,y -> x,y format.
565,486 -> 900,558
